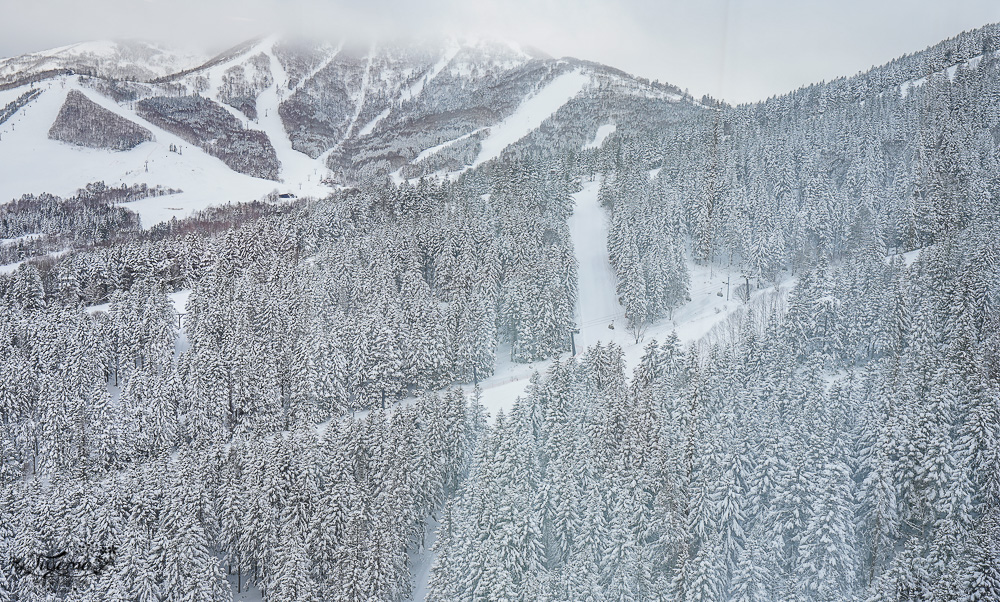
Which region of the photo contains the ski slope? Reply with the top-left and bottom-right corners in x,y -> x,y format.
402,40 -> 460,101
470,68 -> 588,169
0,79 -> 291,226
413,128 -> 484,163
449,68 -> 589,177
357,107 -> 391,137
583,123 -> 616,150
257,39 -> 335,196
341,47 -> 375,143
569,178 -> 627,348
404,176 -> 793,600
452,177 -> 793,423
1,38 -> 340,226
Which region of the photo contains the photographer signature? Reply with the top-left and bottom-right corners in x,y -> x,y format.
10,546 -> 117,580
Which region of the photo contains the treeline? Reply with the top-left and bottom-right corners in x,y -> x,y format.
0,194 -> 305,306
47,90 -> 152,151
218,52 -> 272,120
0,182 -> 180,267
600,161 -> 689,339
0,89 -> 40,127
136,95 -> 281,180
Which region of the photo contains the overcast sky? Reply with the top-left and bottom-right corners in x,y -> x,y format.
2,0 -> 1000,103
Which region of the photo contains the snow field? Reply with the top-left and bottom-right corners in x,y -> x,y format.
412,128 -> 485,163
257,39 -> 337,196
0,78 -> 286,226
393,68 -> 592,185
401,40 -> 460,102
4,46 -> 600,223
583,122 -> 616,150
357,107 -> 391,137
1,39 -> 340,227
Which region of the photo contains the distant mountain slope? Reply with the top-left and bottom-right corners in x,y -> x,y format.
0,35 -> 700,219
0,40 -> 207,86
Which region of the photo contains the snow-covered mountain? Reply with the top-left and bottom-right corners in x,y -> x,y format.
3,21 -> 1000,602
0,39 -> 208,83
0,36 -> 697,225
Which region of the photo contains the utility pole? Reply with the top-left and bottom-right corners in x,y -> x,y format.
473,365 -> 478,387
570,327 -> 580,356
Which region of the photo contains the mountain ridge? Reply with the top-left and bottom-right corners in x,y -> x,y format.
0,33 -> 699,223
3,23 -> 999,223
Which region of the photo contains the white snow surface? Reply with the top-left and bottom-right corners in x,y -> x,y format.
896,49 -> 1000,98
453,68 -> 589,176
340,47 -> 375,143
86,288 -> 191,315
403,178 -> 793,599
0,49 -> 335,227
357,107 -> 391,137
288,42 -> 342,95
570,179 -> 627,349
0,249 -> 69,274
900,77 -> 927,98
257,39 -> 336,195
0,79 -> 286,226
0,40 -> 207,81
168,288 -> 192,314
583,123 -> 616,150
887,247 -> 923,267
86,288 -> 191,356
406,516 -> 440,602
402,40 -> 460,102
0,233 -> 42,245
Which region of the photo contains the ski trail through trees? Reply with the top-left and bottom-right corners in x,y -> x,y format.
568,177 -> 627,350
454,68 -> 589,177
258,39 -> 331,194
341,45 -> 375,143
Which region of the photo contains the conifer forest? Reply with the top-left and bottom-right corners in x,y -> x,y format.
0,14 -> 998,602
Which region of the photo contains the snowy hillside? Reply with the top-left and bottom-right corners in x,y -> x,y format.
1,35 -> 696,227
3,21 -> 999,602
0,78 -> 291,226
0,40 -> 207,84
